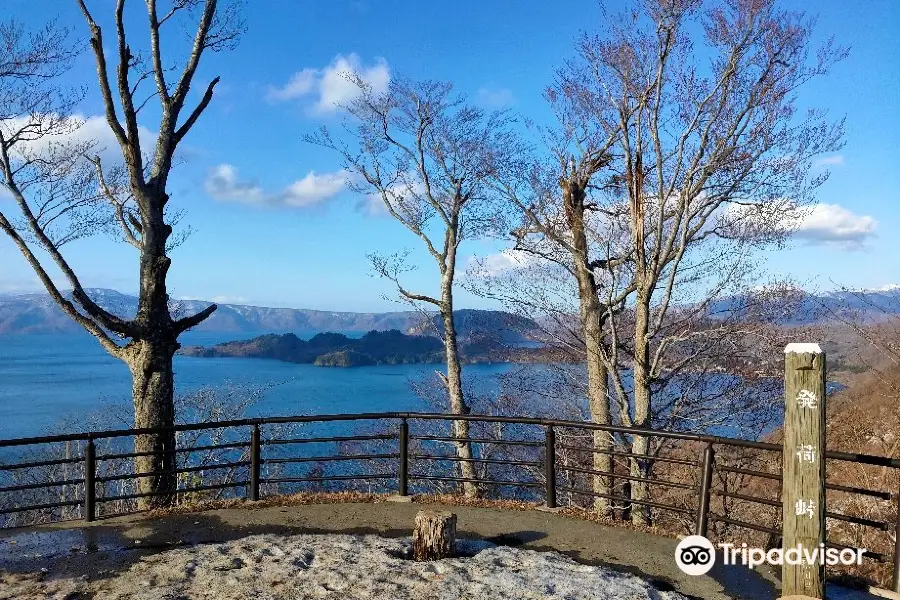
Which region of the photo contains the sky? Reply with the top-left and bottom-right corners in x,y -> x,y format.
0,0 -> 898,312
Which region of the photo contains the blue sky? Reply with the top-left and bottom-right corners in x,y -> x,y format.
1,0 -> 898,312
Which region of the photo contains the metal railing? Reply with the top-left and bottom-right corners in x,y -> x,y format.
1,411 -> 898,589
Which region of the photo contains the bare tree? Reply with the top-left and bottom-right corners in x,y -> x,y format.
310,78 -> 519,497
473,0 -> 845,524
485,148 -> 632,514
0,1 -> 242,508
543,0 -> 846,524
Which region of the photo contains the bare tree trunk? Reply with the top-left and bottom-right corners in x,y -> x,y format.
441,274 -> 478,498
124,217 -> 180,510
630,290 -> 652,526
569,179 -> 614,515
126,338 -> 178,509
577,271 -> 613,515
588,355 -> 612,514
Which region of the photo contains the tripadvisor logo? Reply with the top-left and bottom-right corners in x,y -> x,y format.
675,536 -> 716,576
675,535 -> 866,576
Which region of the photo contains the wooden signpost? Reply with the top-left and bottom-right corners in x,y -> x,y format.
782,343 -> 827,598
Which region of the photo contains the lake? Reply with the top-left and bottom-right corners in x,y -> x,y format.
0,331 -> 514,440
0,329 -> 808,444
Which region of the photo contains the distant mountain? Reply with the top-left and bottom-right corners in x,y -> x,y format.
0,289 -> 540,339
6,285 -> 893,338
708,286 -> 900,326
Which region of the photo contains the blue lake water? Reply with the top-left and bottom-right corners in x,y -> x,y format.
0,330 -> 821,445
0,331 -> 514,440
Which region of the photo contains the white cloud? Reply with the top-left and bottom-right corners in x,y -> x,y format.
205,164 -> 419,215
204,164 -> 264,204
69,115 -> 155,162
814,155 -> 845,167
267,54 -> 390,115
712,199 -> 877,250
1,113 -> 155,207
266,69 -> 318,102
468,249 -> 534,278
476,86 -> 515,109
0,113 -> 154,165
360,176 -> 427,216
359,192 -> 390,215
276,171 -> 349,207
793,203 -> 877,248
204,163 -> 350,208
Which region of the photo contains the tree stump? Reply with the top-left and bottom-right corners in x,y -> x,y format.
413,510 -> 457,561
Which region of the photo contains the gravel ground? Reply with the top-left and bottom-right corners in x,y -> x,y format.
1,533 -> 688,600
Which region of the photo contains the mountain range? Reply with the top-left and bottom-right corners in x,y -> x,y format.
0,288 -> 539,340
708,286 -> 900,325
1,286 -> 898,337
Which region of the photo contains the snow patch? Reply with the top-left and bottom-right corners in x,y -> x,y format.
8,533 -> 688,600
785,343 -> 823,354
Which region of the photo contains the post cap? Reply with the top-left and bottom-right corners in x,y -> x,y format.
784,343 -> 822,354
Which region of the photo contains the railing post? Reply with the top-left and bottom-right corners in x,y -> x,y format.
398,418 -> 409,497
249,424 -> 261,501
696,442 -> 715,537
892,486 -> 900,593
782,343 -> 827,599
83,438 -> 96,523
545,425 -> 557,509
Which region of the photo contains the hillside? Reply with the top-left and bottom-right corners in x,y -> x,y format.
0,289 -> 539,339
178,329 -> 532,366
408,309 -> 541,343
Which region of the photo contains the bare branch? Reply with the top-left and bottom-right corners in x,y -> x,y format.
173,76 -> 219,145
174,303 -> 218,333
0,211 -> 124,357
74,0 -> 132,158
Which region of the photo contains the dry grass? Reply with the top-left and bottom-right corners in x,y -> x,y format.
411,493 -> 540,512
145,490 -> 381,519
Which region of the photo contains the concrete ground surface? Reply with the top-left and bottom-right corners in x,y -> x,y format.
0,500 -> 883,599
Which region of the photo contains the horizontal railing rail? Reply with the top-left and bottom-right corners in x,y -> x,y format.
0,411 -> 895,466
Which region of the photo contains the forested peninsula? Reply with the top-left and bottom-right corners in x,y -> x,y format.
179,329 -> 549,367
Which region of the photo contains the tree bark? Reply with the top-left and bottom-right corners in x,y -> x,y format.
126,338 -> 178,510
588,353 -> 613,513
630,289 -> 652,526
440,267 -> 478,498
123,191 -> 181,510
626,153 -> 653,526
413,510 -> 457,561
575,266 -> 613,515
566,178 -> 614,515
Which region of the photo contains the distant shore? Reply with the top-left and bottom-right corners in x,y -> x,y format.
178,329 -> 562,367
